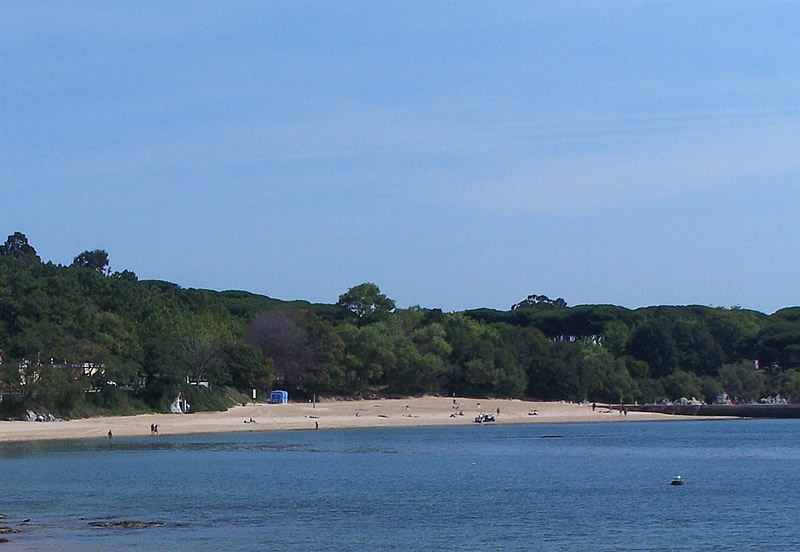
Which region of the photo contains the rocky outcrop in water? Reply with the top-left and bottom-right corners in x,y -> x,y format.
0,528 -> 20,534
88,520 -> 164,529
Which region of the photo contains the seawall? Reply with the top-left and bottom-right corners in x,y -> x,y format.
628,404 -> 800,418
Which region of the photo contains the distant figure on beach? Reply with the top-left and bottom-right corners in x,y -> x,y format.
154,424 -> 159,435
150,423 -> 155,434
107,430 -> 112,440
592,402 -> 596,412
496,407 -> 500,414
315,421 -> 319,430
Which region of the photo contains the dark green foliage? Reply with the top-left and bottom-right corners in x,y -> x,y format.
443,316 -> 526,398
718,362 -> 765,402
705,307 -> 764,362
0,244 -> 265,417
71,249 -> 110,274
216,290 -> 347,322
0,232 -> 40,263
661,370 -> 703,401
337,282 -> 396,321
672,319 -> 723,376
179,384 -> 234,412
627,319 -> 679,378
511,294 -> 567,311
454,300 -> 800,403
220,342 -> 273,394
3,232 -> 800,417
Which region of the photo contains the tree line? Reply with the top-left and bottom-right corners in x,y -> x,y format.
1,231 -> 799,419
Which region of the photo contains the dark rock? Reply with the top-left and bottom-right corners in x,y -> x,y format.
89,520 -> 164,529
0,527 -> 20,534
0,537 -> 9,543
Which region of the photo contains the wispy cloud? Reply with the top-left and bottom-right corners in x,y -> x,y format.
448,112 -> 800,215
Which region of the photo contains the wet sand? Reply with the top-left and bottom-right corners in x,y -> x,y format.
0,397 -> 703,443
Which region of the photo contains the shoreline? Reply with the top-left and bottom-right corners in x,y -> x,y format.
0,397 -> 717,444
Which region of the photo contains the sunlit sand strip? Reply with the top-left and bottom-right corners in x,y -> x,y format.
0,397 -> 710,443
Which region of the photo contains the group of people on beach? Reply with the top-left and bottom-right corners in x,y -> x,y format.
450,399 -> 465,417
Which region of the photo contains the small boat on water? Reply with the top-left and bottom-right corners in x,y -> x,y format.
474,413 -> 496,423
670,475 -> 685,486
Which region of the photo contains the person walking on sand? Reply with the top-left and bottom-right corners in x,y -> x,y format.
315,421 -> 319,430
107,430 -> 112,440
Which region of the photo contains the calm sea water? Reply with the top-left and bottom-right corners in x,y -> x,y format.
1,419 -> 799,551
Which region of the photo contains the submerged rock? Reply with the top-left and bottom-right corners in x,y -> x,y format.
89,520 -> 164,529
0,527 -> 20,534
0,537 -> 10,543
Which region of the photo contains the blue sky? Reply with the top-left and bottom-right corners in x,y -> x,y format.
3,1 -> 800,313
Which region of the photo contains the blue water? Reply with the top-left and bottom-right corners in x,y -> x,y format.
2,420 -> 800,551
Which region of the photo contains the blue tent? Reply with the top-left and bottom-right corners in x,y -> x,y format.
269,390 -> 289,404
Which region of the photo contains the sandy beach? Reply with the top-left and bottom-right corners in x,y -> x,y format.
0,397 -> 708,443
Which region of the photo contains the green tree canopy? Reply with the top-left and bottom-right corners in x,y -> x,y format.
511,293 -> 567,311
72,249 -> 110,274
337,282 -> 396,320
0,232 -> 40,263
